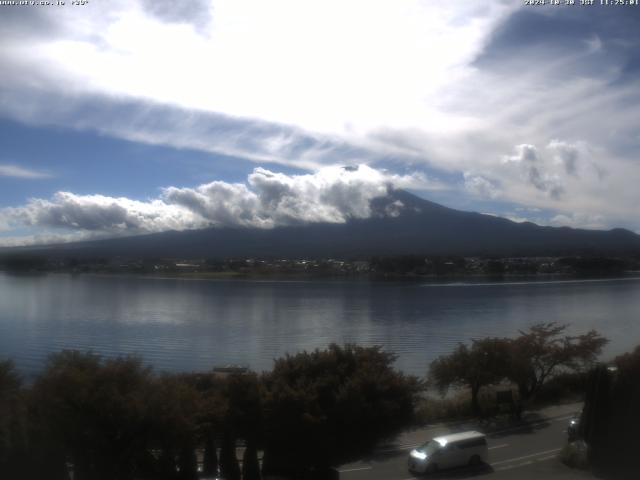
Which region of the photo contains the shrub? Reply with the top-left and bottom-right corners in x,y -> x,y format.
560,440 -> 589,469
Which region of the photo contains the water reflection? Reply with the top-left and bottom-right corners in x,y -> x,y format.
1,273 -> 639,378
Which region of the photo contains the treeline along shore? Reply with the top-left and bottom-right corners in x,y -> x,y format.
2,253 -> 639,278
1,324 -> 638,480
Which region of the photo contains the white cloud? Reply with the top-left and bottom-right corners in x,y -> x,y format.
0,231 -> 107,248
8,192 -> 199,233
504,214 -> 530,224
494,144 -> 564,200
488,209 -> 609,232
502,144 -> 539,165
463,173 -> 500,199
0,164 -> 50,179
17,0 -> 511,134
2,2 -> 640,232
549,212 -> 606,230
0,165 -> 428,246
0,0 -> 516,168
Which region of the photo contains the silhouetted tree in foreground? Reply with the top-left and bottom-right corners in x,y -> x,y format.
219,431 -> 241,480
581,346 -> 640,479
242,441 -> 261,480
202,433 -> 218,477
147,373 -> 203,480
221,373 -> 261,480
186,372 -> 224,478
0,360 -> 28,479
5,345 -> 419,480
23,352 -> 218,480
30,351 -> 154,480
261,344 -> 423,479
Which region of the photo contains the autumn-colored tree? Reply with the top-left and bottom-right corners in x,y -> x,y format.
429,338 -> 511,414
429,325 -> 607,416
507,323 -> 608,403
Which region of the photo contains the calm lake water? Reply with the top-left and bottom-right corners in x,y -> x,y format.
1,272 -> 640,378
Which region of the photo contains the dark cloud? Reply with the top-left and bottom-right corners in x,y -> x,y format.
527,165 -> 564,200
140,0 -> 213,31
503,144 -> 565,200
519,144 -> 538,163
249,173 -> 294,211
480,6 -> 640,55
548,140 -> 579,176
0,9 -> 60,41
475,6 -> 640,83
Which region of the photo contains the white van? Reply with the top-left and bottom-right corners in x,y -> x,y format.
408,431 -> 488,474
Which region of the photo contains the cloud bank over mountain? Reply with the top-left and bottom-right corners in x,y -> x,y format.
0,165 -> 425,245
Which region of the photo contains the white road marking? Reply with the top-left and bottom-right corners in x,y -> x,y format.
491,447 -> 563,466
495,454 -> 558,472
338,466 -> 372,473
537,454 -> 559,462
489,443 -> 509,450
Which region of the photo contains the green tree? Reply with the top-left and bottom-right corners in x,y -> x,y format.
261,344 -> 422,478
429,338 -> 511,415
30,351 -> 155,480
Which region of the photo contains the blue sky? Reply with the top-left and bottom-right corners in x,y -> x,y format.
1,0 -> 639,245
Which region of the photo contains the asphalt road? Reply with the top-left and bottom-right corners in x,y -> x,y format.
337,403 -> 594,480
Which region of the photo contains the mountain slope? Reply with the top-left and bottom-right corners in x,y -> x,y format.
5,190 -> 640,259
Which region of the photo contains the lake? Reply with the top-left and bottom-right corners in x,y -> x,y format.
1,272 -> 639,379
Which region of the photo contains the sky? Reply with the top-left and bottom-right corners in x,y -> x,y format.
1,0 -> 639,246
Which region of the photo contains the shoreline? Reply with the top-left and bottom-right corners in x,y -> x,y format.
2,268 -> 640,284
